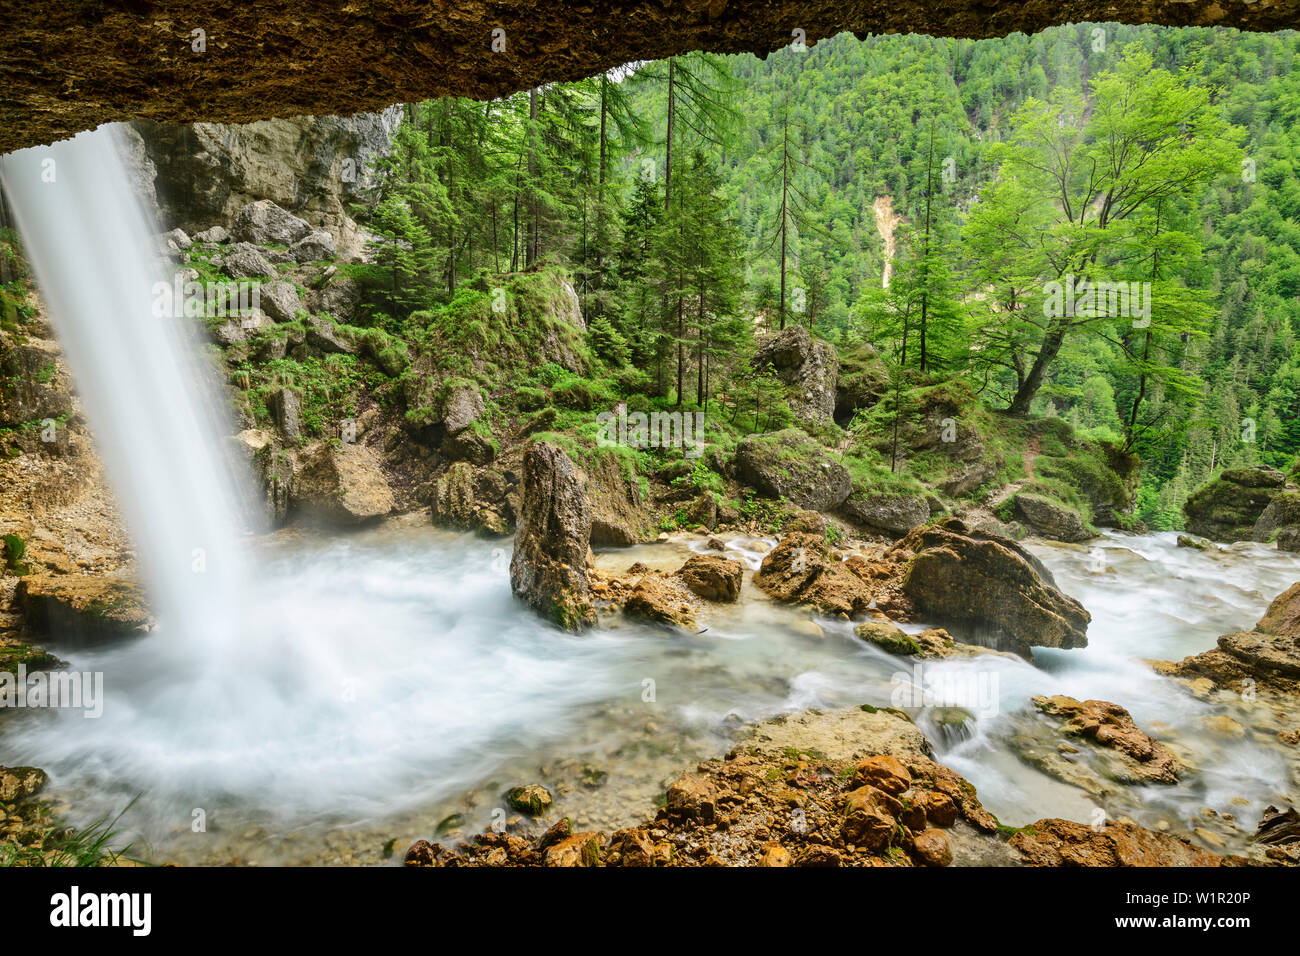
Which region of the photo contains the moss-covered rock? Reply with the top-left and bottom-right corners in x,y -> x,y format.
1183,465 -> 1287,542
734,428 -> 851,511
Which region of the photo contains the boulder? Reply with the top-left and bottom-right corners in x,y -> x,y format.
267,387 -> 301,444
1031,695 -> 1183,784
623,572 -> 700,629
221,242 -> 276,280
1253,491 -> 1300,544
193,225 -> 230,243
1011,820 -> 1228,867
258,280 -> 303,322
1013,493 -> 1092,542
303,316 -> 356,354
231,428 -> 291,528
16,573 -> 152,640
854,621 -> 977,659
676,553 -> 744,602
0,339 -> 73,428
734,429 -> 851,511
840,491 -> 929,537
753,325 -> 839,429
752,531 -> 874,617
441,384 -> 486,435
233,199 -> 313,246
894,518 -> 1090,657
306,276 -> 362,324
292,441 -> 394,524
509,442 -> 596,630
1183,465 -> 1287,542
833,343 -> 889,424
288,230 -> 337,263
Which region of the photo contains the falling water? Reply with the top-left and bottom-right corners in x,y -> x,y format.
0,125 -> 249,647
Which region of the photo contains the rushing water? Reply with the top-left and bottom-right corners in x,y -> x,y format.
0,126 -> 250,651
1,127 -> 1296,864
2,521 -> 1297,864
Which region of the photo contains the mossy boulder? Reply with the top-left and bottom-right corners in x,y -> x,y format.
1183,465 -> 1287,542
734,428 -> 851,512
1013,493 -> 1092,543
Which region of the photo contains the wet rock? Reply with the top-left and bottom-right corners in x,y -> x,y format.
430,461 -> 510,536
1183,465 -> 1287,542
853,620 -> 980,659
852,755 -> 911,795
676,553 -> 743,602
1160,581 -> 1300,692
623,572 -> 700,629
1176,533 -> 1213,550
894,518 -> 1090,657
1031,695 -> 1183,784
734,428 -> 852,511
403,839 -> 442,867
1013,493 -> 1092,542
293,441 -> 394,524
505,784 -> 553,816
233,199 -> 313,246
752,325 -> 839,429
16,573 -> 151,640
544,832 -> 603,867
758,842 -> 792,867
840,491 -> 929,537
0,766 -> 47,802
667,774 -> 720,823
509,442 -> 595,630
753,530 -> 874,617
1011,819 -> 1231,866
908,827 -> 953,867
0,339 -> 74,429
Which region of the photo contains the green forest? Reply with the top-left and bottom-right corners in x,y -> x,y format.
352,23 -> 1300,530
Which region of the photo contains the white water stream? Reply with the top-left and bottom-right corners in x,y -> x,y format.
1,129 -> 1296,865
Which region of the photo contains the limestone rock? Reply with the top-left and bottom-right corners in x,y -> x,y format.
734,428 -> 851,511
288,230 -> 338,263
221,242 -> 276,280
753,531 -> 874,617
259,280 -> 303,323
894,518 -> 1090,657
753,325 -> 839,429
840,491 -> 929,537
1183,465 -> 1287,542
233,199 -> 313,246
1031,695 -> 1183,784
1013,493 -> 1092,543
676,553 -> 743,602
16,573 -> 151,639
293,441 -> 394,524
509,442 -> 595,630
1011,819 -> 1229,867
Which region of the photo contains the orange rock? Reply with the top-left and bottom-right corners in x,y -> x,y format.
909,828 -> 953,867
853,755 -> 912,795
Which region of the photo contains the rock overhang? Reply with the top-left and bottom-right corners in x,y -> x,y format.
1,0 -> 1298,156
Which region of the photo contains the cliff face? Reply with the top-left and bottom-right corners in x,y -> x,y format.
123,109 -> 402,256
1,0 -> 1296,156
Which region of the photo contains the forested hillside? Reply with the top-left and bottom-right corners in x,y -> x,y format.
350,23 -> 1300,530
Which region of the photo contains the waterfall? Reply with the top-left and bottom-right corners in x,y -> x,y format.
0,125 -> 249,648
